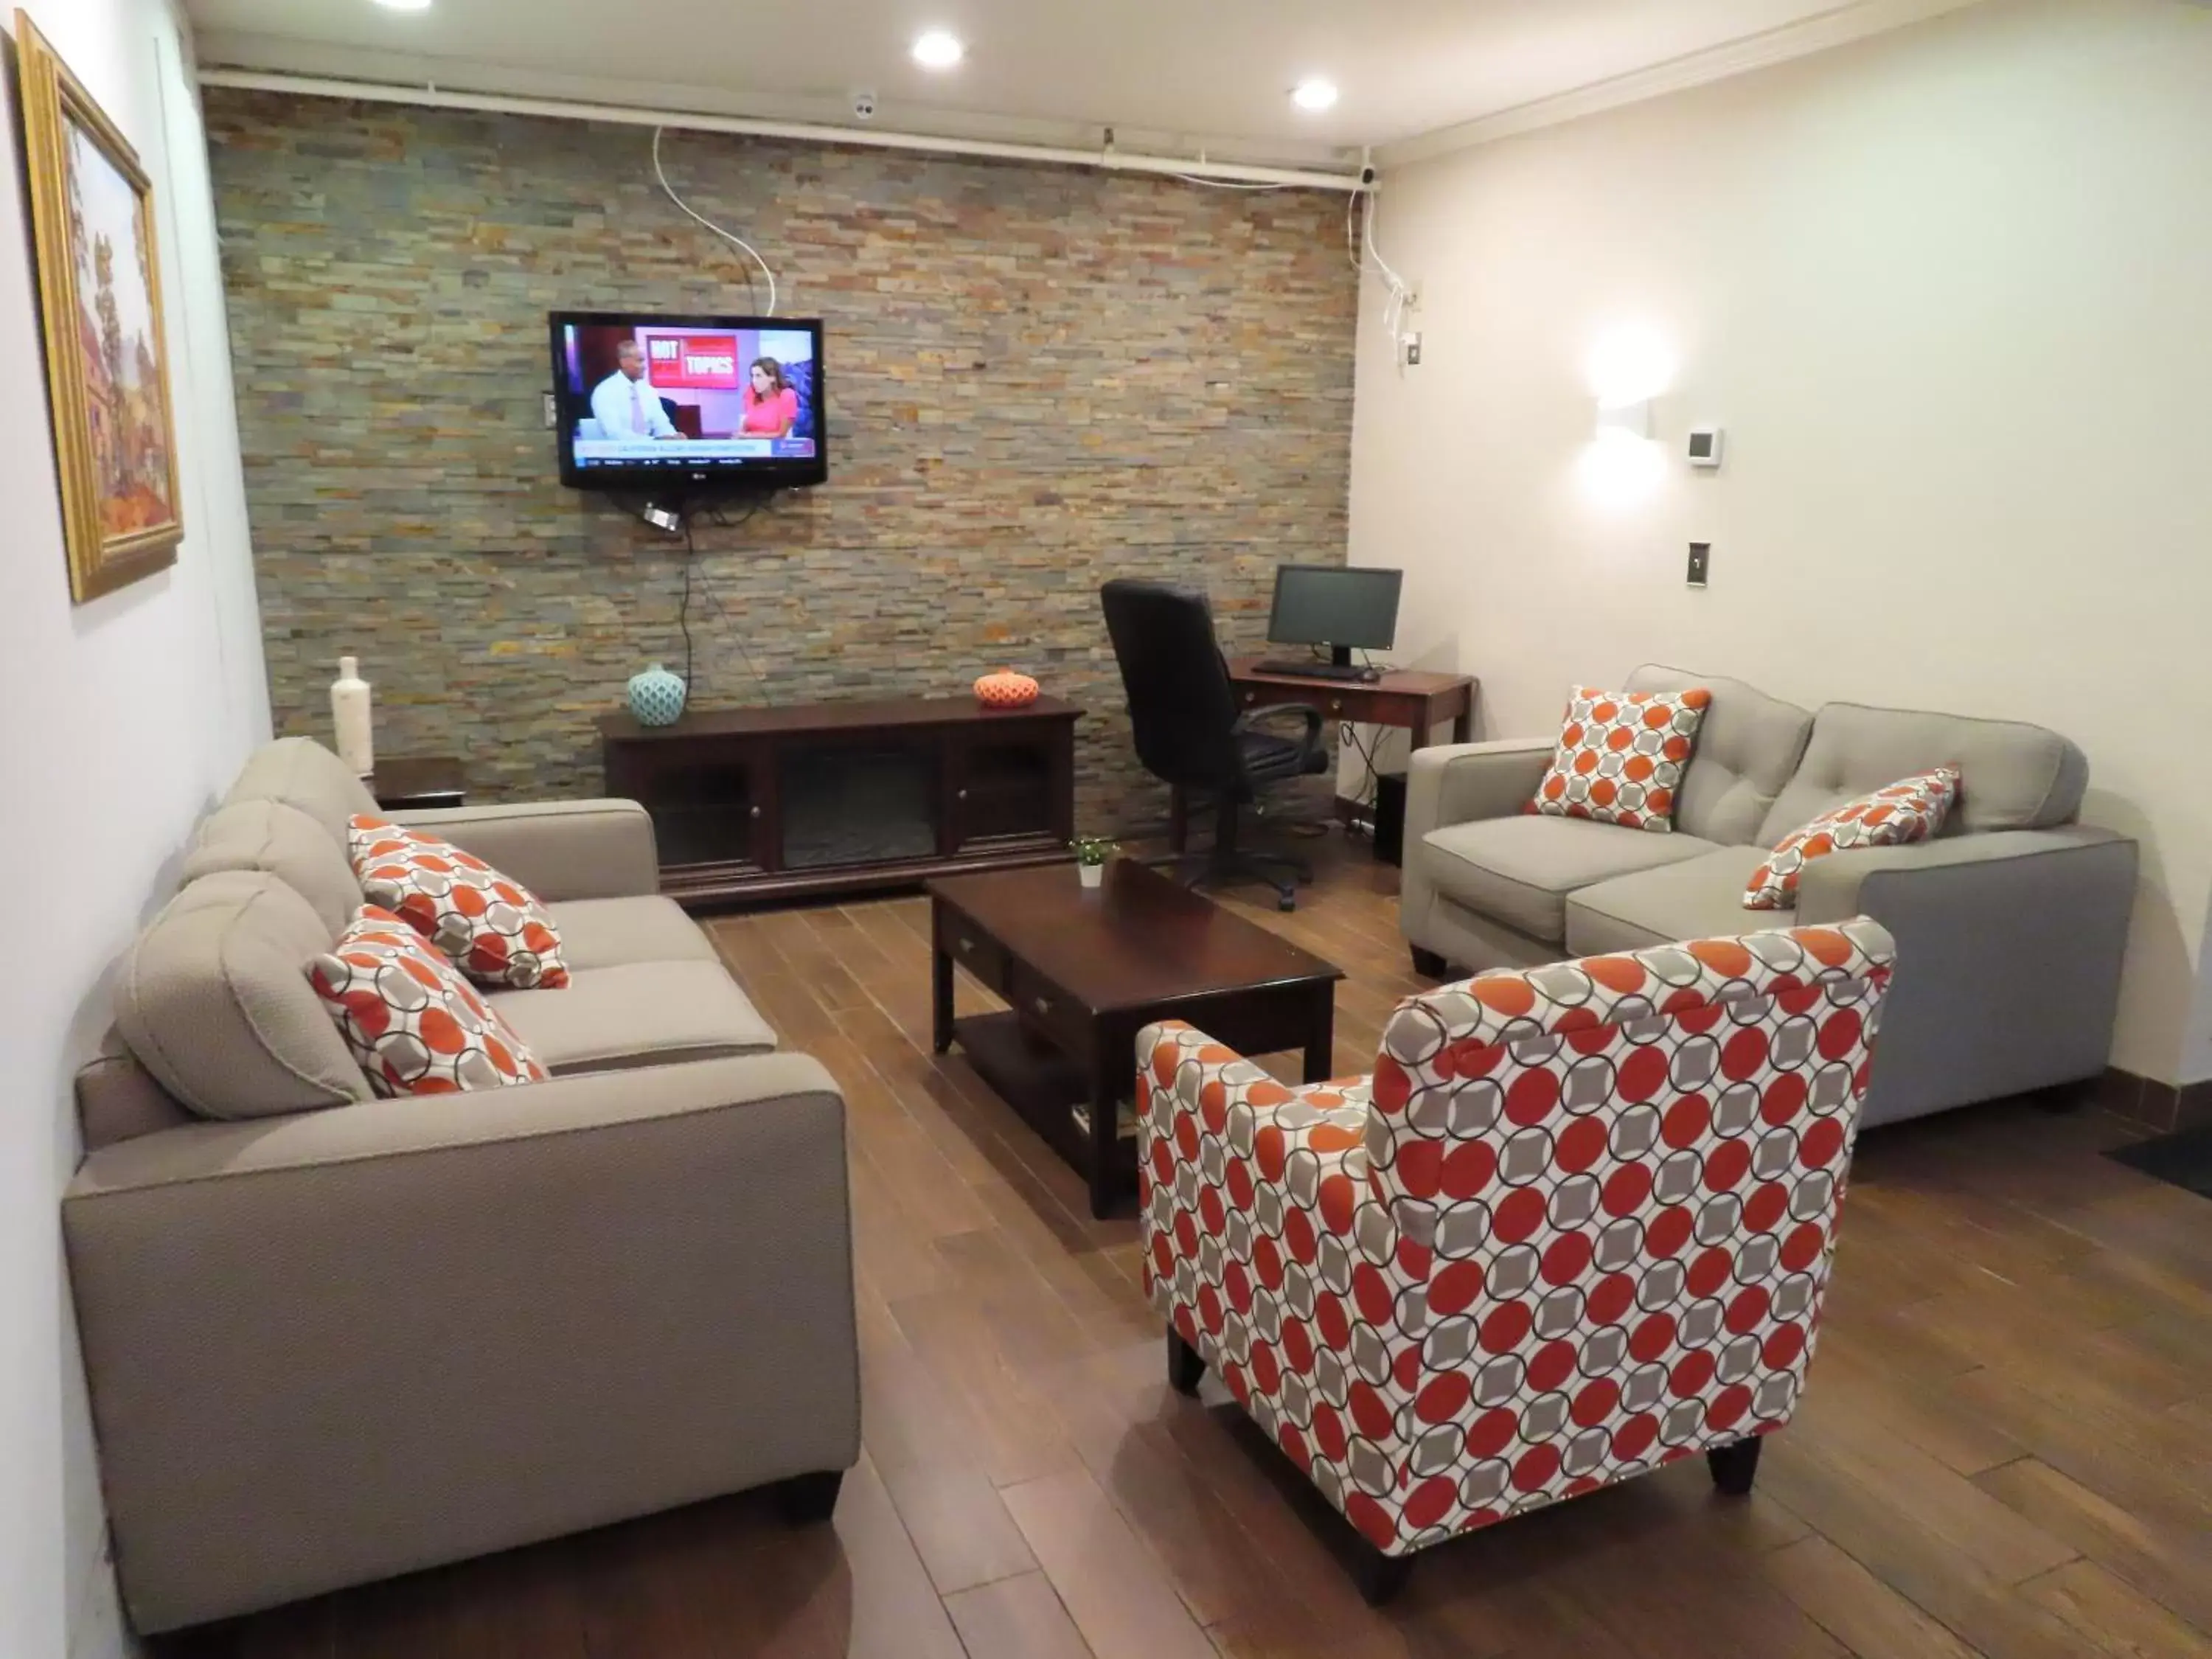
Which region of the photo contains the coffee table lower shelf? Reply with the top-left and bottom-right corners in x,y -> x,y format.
929,860 -> 1343,1219
950,1012 -> 1137,1189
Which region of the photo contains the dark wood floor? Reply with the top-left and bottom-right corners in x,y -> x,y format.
167,836 -> 2212,1659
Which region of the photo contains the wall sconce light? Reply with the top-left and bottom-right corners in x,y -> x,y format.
1595,398 -> 1653,442
1585,324 -> 1673,442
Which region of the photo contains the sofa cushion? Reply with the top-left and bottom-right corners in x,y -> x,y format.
225,737 -> 379,850
114,871 -> 375,1120
349,815 -> 571,991
182,799 -> 361,935
1626,664 -> 1814,845
1756,703 -> 2087,845
1565,846 -> 1777,958
1529,686 -> 1710,832
309,906 -> 550,1095
490,961 -> 776,1072
547,896 -> 723,970
1419,815 -> 1720,945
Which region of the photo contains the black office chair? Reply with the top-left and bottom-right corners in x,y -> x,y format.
1100,578 -> 1329,911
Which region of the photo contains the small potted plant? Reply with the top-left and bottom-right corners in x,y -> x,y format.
1072,835 -> 1117,889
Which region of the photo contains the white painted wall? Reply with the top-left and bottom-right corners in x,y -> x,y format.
1347,0 -> 2212,1088
0,1 -> 266,1652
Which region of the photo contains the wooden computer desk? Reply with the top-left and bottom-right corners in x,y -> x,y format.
1168,658 -> 1479,849
1228,657 -> 1478,746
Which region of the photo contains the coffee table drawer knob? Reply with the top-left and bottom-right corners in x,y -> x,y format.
1032,995 -> 1052,1017
957,935 -> 976,954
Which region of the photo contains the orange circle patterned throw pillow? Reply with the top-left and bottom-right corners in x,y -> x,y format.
1527,686 -> 1711,833
348,815 -> 570,990
309,906 -> 549,1096
1744,765 -> 1961,911
975,669 -> 1040,709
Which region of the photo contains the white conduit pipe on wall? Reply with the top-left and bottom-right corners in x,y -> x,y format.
195,69 -> 1374,194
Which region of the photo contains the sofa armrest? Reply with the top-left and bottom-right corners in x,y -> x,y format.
64,1054 -> 856,1633
1400,740 -> 1557,964
1794,825 -> 2136,924
1795,826 -> 2138,1123
392,799 -> 659,900
1405,738 -> 1554,844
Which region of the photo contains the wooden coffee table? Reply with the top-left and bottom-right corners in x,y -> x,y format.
928,859 -> 1344,1218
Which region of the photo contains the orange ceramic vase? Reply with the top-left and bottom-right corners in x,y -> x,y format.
974,669 -> 1040,709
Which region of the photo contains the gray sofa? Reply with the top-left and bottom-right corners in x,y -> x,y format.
64,739 -> 859,1634
1402,666 -> 2137,1125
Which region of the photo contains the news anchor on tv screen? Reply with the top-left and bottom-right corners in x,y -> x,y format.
590,338 -> 681,440
741,358 -> 798,437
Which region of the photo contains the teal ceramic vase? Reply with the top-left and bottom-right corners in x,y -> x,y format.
627,663 -> 686,727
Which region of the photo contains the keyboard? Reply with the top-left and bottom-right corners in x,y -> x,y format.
1253,659 -> 1380,683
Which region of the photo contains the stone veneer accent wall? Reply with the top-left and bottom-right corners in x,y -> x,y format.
203,91 -> 1357,825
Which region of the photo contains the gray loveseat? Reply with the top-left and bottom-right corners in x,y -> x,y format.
64,739 -> 859,1633
1401,666 -> 2136,1125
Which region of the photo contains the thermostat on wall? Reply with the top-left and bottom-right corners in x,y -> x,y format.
1687,426 -> 1725,468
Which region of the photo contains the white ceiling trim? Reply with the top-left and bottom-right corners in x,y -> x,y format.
1375,0 -> 1990,167
190,30 -> 1355,171
192,68 -> 1373,191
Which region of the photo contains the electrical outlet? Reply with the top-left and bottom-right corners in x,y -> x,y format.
542,392 -> 557,428
1687,542 -> 1711,588
1403,333 -> 1422,367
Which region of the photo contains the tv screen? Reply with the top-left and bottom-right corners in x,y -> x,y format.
549,311 -> 826,491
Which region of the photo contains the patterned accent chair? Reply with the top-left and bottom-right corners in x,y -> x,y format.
1136,919 -> 1894,1604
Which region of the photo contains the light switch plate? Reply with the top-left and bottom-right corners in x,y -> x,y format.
543,392 -> 557,428
1687,543 -> 1711,587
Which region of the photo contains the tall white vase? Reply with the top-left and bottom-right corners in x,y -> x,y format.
331,655 -> 375,778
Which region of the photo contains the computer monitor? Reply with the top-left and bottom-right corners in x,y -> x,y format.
1266,566 -> 1405,666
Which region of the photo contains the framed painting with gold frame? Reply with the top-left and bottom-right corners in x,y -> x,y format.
13,10 -> 184,602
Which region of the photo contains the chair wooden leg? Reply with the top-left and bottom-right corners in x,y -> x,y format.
1166,1329 -> 1206,1396
1409,945 -> 1449,978
1353,1544 -> 1416,1607
1707,1436 -> 1762,1496
771,1469 -> 846,1523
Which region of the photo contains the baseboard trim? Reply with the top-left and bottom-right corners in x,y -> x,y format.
2098,1068 -> 2212,1135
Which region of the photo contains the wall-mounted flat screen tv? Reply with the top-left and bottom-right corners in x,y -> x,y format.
550,311 -> 827,491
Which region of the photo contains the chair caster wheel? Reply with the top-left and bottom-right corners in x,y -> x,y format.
1277,894 -> 1297,912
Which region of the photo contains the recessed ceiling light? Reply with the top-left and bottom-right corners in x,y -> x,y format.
1291,77 -> 1338,112
372,0 -> 433,10
911,29 -> 965,70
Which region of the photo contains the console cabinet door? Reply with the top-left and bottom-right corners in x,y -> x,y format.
608,737 -> 773,878
947,719 -> 1074,853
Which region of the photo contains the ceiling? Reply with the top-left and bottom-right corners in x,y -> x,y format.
188,0 -> 1976,167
